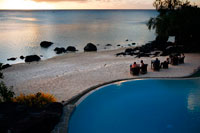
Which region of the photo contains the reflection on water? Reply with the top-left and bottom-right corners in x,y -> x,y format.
0,10 -> 158,64
187,90 -> 200,112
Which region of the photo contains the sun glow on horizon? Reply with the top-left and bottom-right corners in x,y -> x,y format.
0,0 -> 54,9
0,0 -> 199,10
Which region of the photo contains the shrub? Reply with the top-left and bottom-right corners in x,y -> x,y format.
0,81 -> 14,102
13,92 -> 57,108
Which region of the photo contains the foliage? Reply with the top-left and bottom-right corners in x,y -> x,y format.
0,81 -> 15,102
13,92 -> 57,108
0,63 -> 3,79
153,0 -> 188,11
147,0 -> 200,51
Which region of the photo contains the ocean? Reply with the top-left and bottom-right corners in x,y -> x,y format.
0,10 -> 158,64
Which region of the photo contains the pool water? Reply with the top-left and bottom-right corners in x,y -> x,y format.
68,78 -> 200,133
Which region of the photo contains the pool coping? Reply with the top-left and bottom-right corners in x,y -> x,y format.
51,66 -> 200,133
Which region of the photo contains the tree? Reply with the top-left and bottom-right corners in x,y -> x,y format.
0,63 -> 15,102
147,0 -> 200,51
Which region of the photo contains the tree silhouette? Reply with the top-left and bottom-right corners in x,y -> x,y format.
147,0 -> 200,52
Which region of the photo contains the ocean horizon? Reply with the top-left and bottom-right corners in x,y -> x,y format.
0,9 -> 158,64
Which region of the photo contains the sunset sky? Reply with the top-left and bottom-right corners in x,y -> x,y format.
0,0 -> 199,9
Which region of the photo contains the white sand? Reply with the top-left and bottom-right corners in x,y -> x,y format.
2,48 -> 200,102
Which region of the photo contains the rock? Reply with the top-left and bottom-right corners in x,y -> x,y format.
84,43 -> 97,52
40,41 -> 53,48
132,43 -> 136,45
106,44 -> 112,46
7,57 -> 17,61
25,55 -> 41,62
150,51 -> 161,57
66,46 -> 77,52
116,52 -> 126,56
20,56 -> 25,60
160,46 -> 179,56
125,48 -> 133,54
1,64 -> 11,69
54,47 -> 66,54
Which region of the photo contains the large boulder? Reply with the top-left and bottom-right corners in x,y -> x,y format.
54,47 -> 66,54
20,56 -> 25,60
66,46 -> 77,52
84,43 -> 97,52
40,41 -> 53,48
7,57 -> 17,61
25,55 -> 41,63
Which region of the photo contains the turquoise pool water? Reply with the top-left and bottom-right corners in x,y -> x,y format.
68,78 -> 200,133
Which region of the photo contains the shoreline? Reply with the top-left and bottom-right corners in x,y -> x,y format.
2,48 -> 200,102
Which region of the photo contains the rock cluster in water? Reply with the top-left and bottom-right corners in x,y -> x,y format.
25,55 -> 41,63
54,46 -> 78,54
40,41 -> 53,48
116,40 -> 182,58
84,43 -> 97,52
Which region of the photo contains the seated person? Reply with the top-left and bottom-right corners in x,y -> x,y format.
153,58 -> 161,71
170,55 -> 179,65
161,58 -> 169,69
140,60 -> 148,74
130,62 -> 140,75
178,53 -> 185,64
132,62 -> 138,68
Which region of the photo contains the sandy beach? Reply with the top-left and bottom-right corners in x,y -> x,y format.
2,48 -> 200,102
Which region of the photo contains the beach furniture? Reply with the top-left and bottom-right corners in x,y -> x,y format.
178,56 -> 185,64
140,64 -> 148,74
170,56 -> 179,65
151,60 -> 161,71
161,61 -> 169,69
130,65 -> 140,75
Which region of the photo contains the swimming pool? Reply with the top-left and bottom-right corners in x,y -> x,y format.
68,78 -> 200,133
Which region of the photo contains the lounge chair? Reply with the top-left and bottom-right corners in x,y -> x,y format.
178,56 -> 185,64
170,56 -> 179,65
140,64 -> 148,74
161,61 -> 169,69
130,65 -> 140,75
153,62 -> 161,71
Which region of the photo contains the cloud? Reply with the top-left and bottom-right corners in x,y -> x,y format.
32,0 -> 87,2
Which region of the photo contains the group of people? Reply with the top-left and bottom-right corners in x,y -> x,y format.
130,60 -> 148,75
130,53 -> 185,75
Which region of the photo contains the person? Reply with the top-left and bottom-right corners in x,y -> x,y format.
132,62 -> 138,68
153,58 -> 161,71
140,60 -> 144,68
161,58 -> 169,69
178,53 -> 185,64
130,62 -> 140,75
140,60 -> 148,74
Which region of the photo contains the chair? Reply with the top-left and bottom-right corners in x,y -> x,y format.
178,57 -> 185,64
153,61 -> 160,71
140,64 -> 148,74
170,56 -> 179,65
162,61 -> 169,69
130,65 -> 140,75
